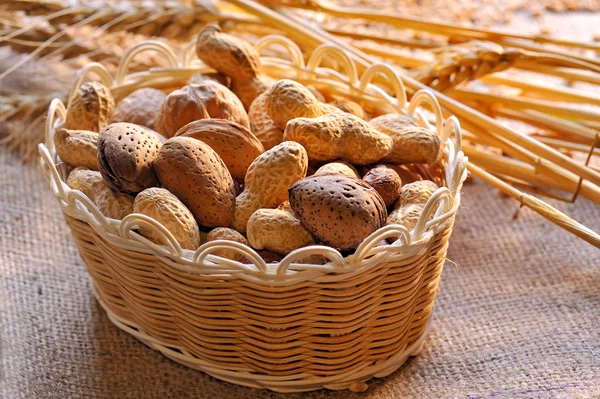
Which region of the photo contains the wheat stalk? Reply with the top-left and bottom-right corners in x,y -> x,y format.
410,41 -> 600,91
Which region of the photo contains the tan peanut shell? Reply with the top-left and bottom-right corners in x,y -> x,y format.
154,136 -> 236,227
188,72 -> 231,88
306,85 -> 326,102
399,180 -> 439,205
155,82 -> 249,137
362,165 -> 402,206
314,161 -> 360,179
386,180 -> 439,235
196,24 -> 266,109
97,123 -> 162,193
206,227 -> 250,262
289,174 -> 387,251
247,202 -> 316,254
65,81 -> 114,132
112,88 -> 166,131
67,167 -> 105,200
265,80 -> 336,130
387,203 -> 425,232
248,91 -> 282,150
133,187 -> 201,250
54,128 -> 99,170
284,113 -> 393,165
370,114 -> 442,165
67,167 -> 133,220
330,99 -> 366,119
231,141 -> 308,233
175,119 -> 264,180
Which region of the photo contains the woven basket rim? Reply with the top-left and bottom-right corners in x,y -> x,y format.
39,35 -> 468,285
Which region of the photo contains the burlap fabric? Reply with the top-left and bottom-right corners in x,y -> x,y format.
1,145 -> 600,399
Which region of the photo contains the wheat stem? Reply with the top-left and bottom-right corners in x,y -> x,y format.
468,164 -> 600,248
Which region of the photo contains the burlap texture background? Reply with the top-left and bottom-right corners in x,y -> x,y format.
2,144 -> 600,399
2,7 -> 600,399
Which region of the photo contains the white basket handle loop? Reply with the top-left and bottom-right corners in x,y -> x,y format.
353,224 -> 411,262
67,63 -> 113,110
255,35 -> 306,69
407,89 -> 444,138
413,187 -> 453,239
115,41 -> 178,85
38,143 -> 67,201
119,214 -> 183,258
44,98 -> 67,157
276,246 -> 345,275
450,152 -> 468,194
66,189 -> 113,232
442,115 -> 463,156
182,40 -> 198,68
359,63 -> 407,108
193,240 -> 268,273
306,43 -> 359,87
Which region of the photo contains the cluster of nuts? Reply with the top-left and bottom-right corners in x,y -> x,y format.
56,24 -> 443,263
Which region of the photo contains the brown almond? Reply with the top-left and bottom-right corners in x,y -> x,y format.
97,123 -> 162,193
112,88 -> 166,131
154,136 -> 236,227
288,174 -> 387,250
155,81 -> 249,137
175,119 -> 264,180
362,165 -> 402,207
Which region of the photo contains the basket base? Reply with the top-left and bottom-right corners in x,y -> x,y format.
93,284 -> 430,393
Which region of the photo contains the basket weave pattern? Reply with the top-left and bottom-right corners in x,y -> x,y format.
39,37 -> 467,392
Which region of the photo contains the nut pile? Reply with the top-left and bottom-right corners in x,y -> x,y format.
56,24 -> 443,263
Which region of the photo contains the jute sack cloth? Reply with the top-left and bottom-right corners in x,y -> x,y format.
1,141 -> 599,399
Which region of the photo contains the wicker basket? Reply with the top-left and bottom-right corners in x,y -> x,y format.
38,36 -> 467,393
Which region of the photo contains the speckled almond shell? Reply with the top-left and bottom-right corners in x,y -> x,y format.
54,128 -> 99,170
155,81 -> 250,137
65,81 -> 114,132
284,113 -> 393,165
230,141 -> 308,233
288,174 -> 387,251
248,92 -> 283,150
133,187 -> 201,250
265,80 -> 333,129
112,88 -> 166,131
370,114 -> 442,165
97,122 -> 162,193
362,165 -> 402,207
175,119 -> 264,180
154,136 -> 236,228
